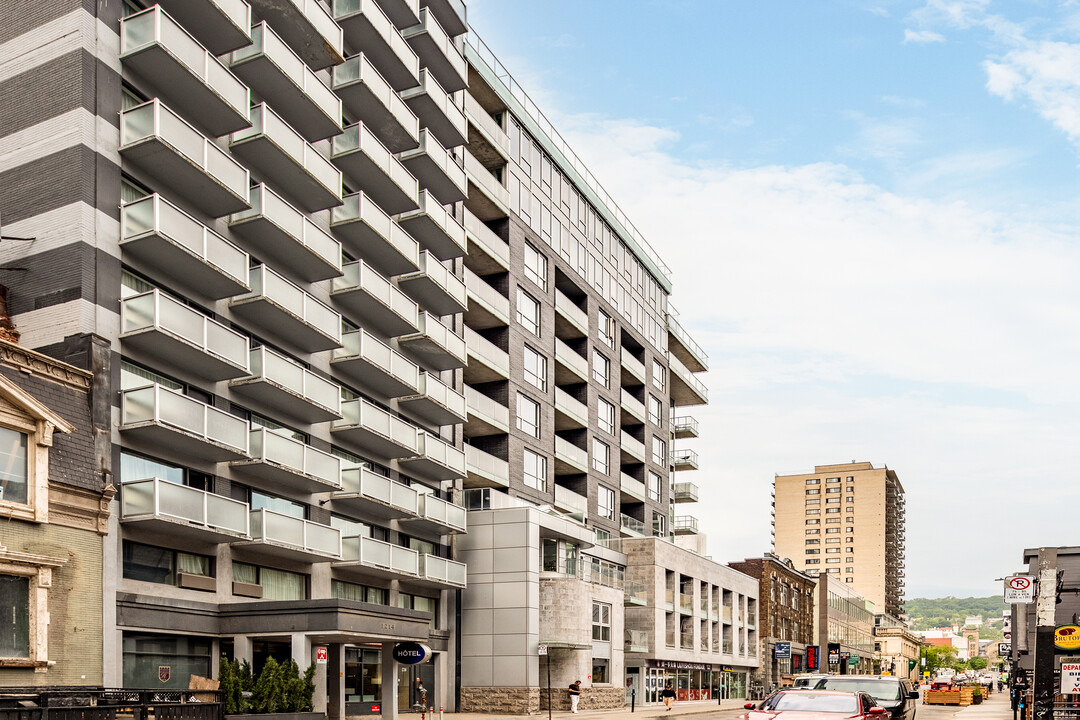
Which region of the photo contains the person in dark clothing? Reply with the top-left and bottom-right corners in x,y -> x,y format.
569,680 -> 582,714
662,682 -> 677,710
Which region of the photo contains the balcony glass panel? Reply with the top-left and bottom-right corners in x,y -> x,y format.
250,508 -> 342,557
341,535 -> 419,575
333,54 -> 418,151
463,267 -> 509,322
554,289 -> 588,334
122,477 -> 249,535
335,259 -> 419,327
331,192 -> 420,273
463,208 -> 509,268
620,513 -> 645,535
248,0 -> 344,68
670,354 -> 709,402
121,290 -> 248,371
417,493 -> 466,531
231,184 -> 342,277
246,347 -> 340,416
415,432 -> 466,473
331,122 -> 418,210
464,326 -> 508,376
337,398 -> 420,451
464,386 -> 508,428
463,90 -> 508,157
555,436 -> 587,470
121,384 -> 249,455
463,150 -> 510,210
414,312 -> 467,361
465,444 -> 508,485
421,554 -> 466,585
238,265 -> 342,345
248,427 -> 341,487
335,329 -> 419,389
340,465 -> 419,512
415,372 -> 465,418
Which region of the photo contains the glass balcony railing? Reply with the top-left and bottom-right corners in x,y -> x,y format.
121,477 -> 249,536
398,250 -> 467,313
243,427 -> 342,489
554,338 -> 587,380
416,492 -> 466,533
249,508 -> 342,558
679,593 -> 694,614
669,354 -> 709,403
332,0 -> 418,90
401,68 -> 467,149
555,436 -> 588,473
624,580 -> 647,605
247,0 -> 344,69
335,397 -> 420,455
463,89 -> 508,159
339,465 -> 419,514
237,345 -> 342,418
465,444 -> 508,487
463,150 -> 510,210
155,0 -> 251,55
464,326 -> 509,377
412,371 -> 466,418
120,383 -> 249,457
331,191 -> 420,275
402,7 -> 466,92
333,329 -> 419,393
620,389 -> 646,423
420,554 -> 466,586
397,129 -> 466,205
554,289 -> 588,335
462,207 -> 509,270
331,122 -> 418,215
620,513 -> 645,536
333,53 -> 419,152
620,431 -> 646,462
333,259 -> 419,335
232,264 -> 342,351
672,416 -> 699,437
340,534 -> 419,575
463,267 -> 509,323
464,386 -> 509,430
554,387 -> 587,427
673,449 -> 700,470
667,311 -> 710,372
553,485 -> 588,515
620,473 -> 647,502
621,348 -> 646,383
402,312 -> 468,368
625,629 -> 649,653
410,431 -> 466,475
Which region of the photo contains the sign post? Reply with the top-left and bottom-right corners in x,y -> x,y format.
1033,550 -> 1057,720
539,645 -> 550,720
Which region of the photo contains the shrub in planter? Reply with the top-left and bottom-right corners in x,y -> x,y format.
219,656 -> 316,715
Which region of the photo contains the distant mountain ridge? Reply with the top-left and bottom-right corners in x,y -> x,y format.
905,595 -> 1007,631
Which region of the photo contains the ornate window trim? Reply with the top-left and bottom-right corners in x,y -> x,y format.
0,545 -> 68,669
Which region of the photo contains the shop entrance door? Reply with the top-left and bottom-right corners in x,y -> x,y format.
646,668 -> 665,704
625,668 -> 641,704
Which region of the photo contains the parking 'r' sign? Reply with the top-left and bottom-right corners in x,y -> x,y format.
1005,575 -> 1035,604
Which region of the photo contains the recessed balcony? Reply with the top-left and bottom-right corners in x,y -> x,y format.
401,8 -> 466,93
401,68 -> 467,149
230,265 -> 342,353
554,289 -> 588,339
120,194 -> 249,300
230,346 -> 342,424
332,259 -> 419,337
395,190 -> 466,261
416,554 -> 466,588
462,326 -> 508,383
230,103 -> 343,212
120,289 -> 249,381
673,515 -> 699,535
229,183 -> 342,283
673,482 -> 699,503
673,449 -> 699,471
397,431 -> 465,481
554,436 -> 588,476
420,0 -> 466,37
331,122 -> 419,215
673,416 -> 699,439
463,386 -> 508,438
155,0 -> 250,54
246,0 -> 345,70
463,147 -> 510,221
120,6 -> 250,137
120,383 -> 249,461
464,444 -> 508,489
669,355 -> 708,407
462,207 -> 509,274
333,466 -> 419,520
397,371 -> 466,427
330,192 -> 419,276
336,535 -> 419,580
554,388 -> 587,431
236,509 -> 343,562
620,473 -> 647,503
401,492 -> 467,535
620,348 -> 646,387
397,129 -> 467,205
620,513 -> 646,538
620,431 -> 646,464
121,477 -> 250,542
119,99 -> 250,217
463,89 -> 509,164
331,397 -> 419,459
398,312 -> 467,370
231,427 -> 343,494
395,251 -> 466,316
668,313 -> 709,373
620,389 -> 646,426
373,0 -> 419,30
332,329 -> 419,398
226,21 -> 343,142
333,0 -> 419,91
554,338 -> 587,385
463,267 -> 508,330
333,53 -> 419,153
554,485 -> 588,518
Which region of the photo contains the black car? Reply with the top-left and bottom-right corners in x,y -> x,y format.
813,676 -> 919,720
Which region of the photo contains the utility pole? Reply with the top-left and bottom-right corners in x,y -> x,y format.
1033,548 -> 1058,720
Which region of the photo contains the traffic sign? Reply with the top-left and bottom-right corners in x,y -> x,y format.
538,644 -> 548,656
315,647 -> 328,664
1005,575 -> 1035,604
999,643 -> 1011,656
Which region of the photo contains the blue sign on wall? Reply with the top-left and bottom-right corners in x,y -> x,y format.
775,642 -> 791,659
392,642 -> 432,665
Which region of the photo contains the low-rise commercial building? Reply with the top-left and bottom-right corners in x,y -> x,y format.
873,614 -> 920,682
816,574 -> 875,674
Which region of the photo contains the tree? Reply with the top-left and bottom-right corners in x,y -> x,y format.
921,645 -> 960,675
969,657 -> 988,670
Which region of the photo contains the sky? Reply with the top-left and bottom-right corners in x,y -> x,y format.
465,0 -> 1080,601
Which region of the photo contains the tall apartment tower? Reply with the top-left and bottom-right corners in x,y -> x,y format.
771,462 -> 905,616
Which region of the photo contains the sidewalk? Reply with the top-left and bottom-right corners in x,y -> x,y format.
401,698 -> 748,720
939,689 -> 1013,720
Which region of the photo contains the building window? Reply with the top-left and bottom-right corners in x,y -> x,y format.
398,593 -> 438,630
523,242 -> 547,289
517,288 -> 540,335
0,575 -> 29,658
592,658 -> 609,684
593,351 -> 610,387
332,580 -> 387,605
806,559 -> 820,565
651,360 -> 665,391
805,499 -> 820,506
648,471 -> 662,502
592,438 -> 610,474
845,577 -> 854,583
806,529 -> 820,535
122,632 -> 211,690
648,396 -> 663,426
825,558 -> 840,564
845,496 -> 855,502
652,513 -> 666,537
806,549 -> 819,555
517,394 -> 540,438
598,398 -> 615,435
825,487 -> 840,494
232,563 -> 307,600
597,310 -> 614,348
805,478 -> 820,485
806,488 -> 820,495
806,509 -> 820,515
598,485 -> 615,520
806,539 -> 820,545
523,345 -> 546,391
651,435 -> 666,466
805,519 -> 819,525
122,541 -> 213,589
825,508 -> 839,514
251,489 -> 306,519
826,477 -> 840,483
592,602 -> 612,641
826,548 -> 840,554
0,428 -> 28,506
524,448 -> 546,490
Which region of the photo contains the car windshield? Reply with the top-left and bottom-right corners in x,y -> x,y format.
817,679 -> 901,702
765,693 -> 858,712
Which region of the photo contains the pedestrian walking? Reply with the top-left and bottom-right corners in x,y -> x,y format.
568,680 -> 581,714
662,682 -> 677,711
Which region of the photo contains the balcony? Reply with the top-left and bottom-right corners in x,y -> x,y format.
330,192 -> 419,276
121,477 -> 249,542
246,0 -> 344,70
333,0 -> 418,90
336,535 -> 419,580
398,432 -> 465,481
464,386 -> 508,437
155,0 -> 250,54
620,513 -> 646,537
554,436 -> 588,475
463,90 -> 509,164
621,348 -> 646,386
332,397 -> 419,458
625,629 -> 649,654
120,7 -> 250,137
620,473 -> 647,503
553,388 -> 587,431
230,265 -> 342,352
673,416 -> 699,439
120,289 -> 248,381
463,150 -> 510,221
401,68 -> 467,149
120,383 -> 249,461
397,130 -> 467,205
333,465 -> 419,520
417,554 -> 467,588
463,267 -> 509,330
237,509 -> 342,562
398,312 -> 467,370
373,0 -> 419,30
230,346 -> 342,424
620,431 -> 646,464
669,354 -> 708,407
463,207 -> 509,274
331,122 -> 419,215
554,338 -> 588,384
464,444 -> 508,489
226,21 -> 343,142
668,313 -> 709,373
620,389 -> 646,426
333,53 -> 419,153
120,194 -> 249,300
396,251 -> 466,316
420,0 -> 466,37
673,516 -> 699,535
624,580 -> 647,606
462,326 -> 508,383
672,449 -> 699,471
672,482 -> 699,503
395,190 -> 466,260
119,99 -> 249,217
400,492 -> 467,535
229,183 -> 342,283
554,289 -> 588,339
231,428 -> 342,494
401,8 -> 466,93
553,485 -> 588,516
332,329 -> 419,398
331,259 -> 419,337
230,103 -> 343,212
397,371 -> 466,427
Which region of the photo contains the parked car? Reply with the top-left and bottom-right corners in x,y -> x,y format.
812,676 -> 919,720
793,673 -> 832,688
742,690 -> 887,720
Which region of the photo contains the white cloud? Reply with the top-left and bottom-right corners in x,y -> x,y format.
984,41 -> 1080,146
904,28 -> 946,43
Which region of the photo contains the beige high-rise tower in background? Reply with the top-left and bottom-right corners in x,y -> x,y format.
772,462 -> 905,616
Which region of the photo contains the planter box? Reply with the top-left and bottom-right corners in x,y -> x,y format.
227,713 -> 322,720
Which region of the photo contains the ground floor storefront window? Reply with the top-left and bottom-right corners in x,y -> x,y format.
343,645 -> 436,714
122,632 -> 211,689
634,665 -> 752,704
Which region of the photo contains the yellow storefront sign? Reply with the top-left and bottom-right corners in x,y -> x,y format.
1055,626 -> 1080,651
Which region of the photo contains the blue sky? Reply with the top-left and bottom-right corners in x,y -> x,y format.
466,1 -> 1080,600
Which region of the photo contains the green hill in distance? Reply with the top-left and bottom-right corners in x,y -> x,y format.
904,595 -> 1007,634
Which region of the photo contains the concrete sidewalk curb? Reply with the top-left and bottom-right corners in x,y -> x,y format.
407,699 -> 749,720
